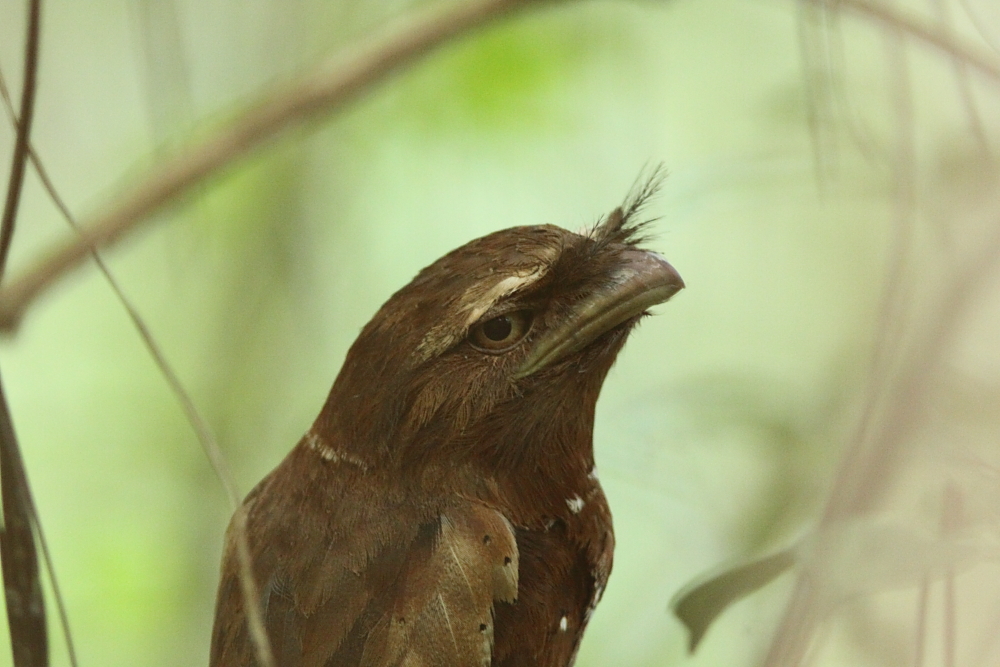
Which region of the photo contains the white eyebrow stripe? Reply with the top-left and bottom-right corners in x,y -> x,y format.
415,243 -> 562,363
462,267 -> 547,327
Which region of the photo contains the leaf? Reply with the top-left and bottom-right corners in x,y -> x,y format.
671,547 -> 796,652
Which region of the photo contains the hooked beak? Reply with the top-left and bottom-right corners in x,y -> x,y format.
514,249 -> 683,379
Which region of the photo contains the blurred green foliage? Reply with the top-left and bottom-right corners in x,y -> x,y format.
0,0 -> 993,665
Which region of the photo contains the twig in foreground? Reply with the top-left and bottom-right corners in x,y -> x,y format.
0,1 -> 48,666
0,62 -> 275,667
0,59 -> 79,667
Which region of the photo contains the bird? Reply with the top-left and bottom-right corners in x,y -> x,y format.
209,174 -> 684,667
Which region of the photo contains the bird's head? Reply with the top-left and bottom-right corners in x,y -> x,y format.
313,177 -> 683,482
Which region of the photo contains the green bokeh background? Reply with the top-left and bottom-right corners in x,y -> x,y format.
0,0 -> 994,665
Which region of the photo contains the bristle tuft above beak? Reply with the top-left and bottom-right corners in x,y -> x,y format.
590,164 -> 668,248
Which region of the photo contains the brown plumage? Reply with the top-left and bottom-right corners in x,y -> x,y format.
209,176 -> 684,667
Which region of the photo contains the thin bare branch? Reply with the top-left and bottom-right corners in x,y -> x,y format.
0,0 -> 546,332
816,0 -> 1000,83
764,7 -> 1000,663
97,262 -> 275,667
927,0 -> 991,154
0,0 -> 40,276
0,2 -> 47,666
0,59 -> 275,667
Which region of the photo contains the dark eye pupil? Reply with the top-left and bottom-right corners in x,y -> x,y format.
482,316 -> 512,341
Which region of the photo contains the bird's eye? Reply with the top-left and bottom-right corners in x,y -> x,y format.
469,310 -> 533,352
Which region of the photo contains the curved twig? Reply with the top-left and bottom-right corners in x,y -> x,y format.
0,0 -> 41,274
0,2 -> 49,667
0,62 -> 80,667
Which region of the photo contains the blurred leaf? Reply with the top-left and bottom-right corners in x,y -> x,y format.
672,547 -> 795,652
391,8 -> 600,134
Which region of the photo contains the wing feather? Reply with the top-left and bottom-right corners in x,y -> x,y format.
210,445 -> 519,667
363,504 -> 519,667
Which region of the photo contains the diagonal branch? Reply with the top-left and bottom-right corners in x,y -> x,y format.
0,0 -> 550,332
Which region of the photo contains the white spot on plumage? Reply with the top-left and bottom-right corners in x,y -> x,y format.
584,581 -> 605,624
588,466 -> 599,481
559,616 -> 568,632
566,495 -> 585,514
